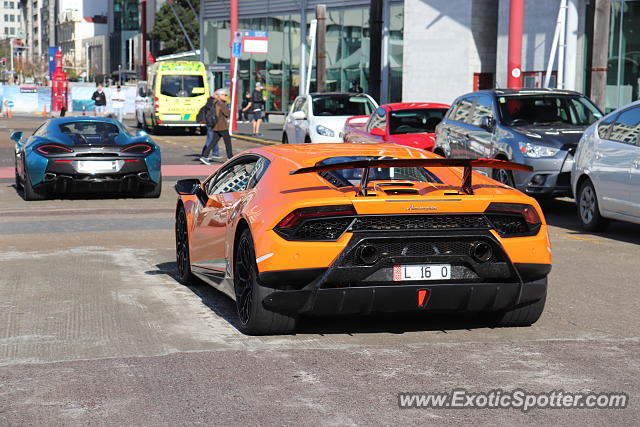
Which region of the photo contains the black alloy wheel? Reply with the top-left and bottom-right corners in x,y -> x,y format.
175,207 -> 194,285
233,229 -> 297,335
492,167 -> 515,187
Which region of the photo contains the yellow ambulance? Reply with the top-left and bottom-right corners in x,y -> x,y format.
143,61 -> 209,133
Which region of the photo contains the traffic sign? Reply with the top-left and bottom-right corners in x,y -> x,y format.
232,42 -> 242,58
242,31 -> 269,54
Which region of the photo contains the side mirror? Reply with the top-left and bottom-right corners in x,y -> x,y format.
175,178 -> 202,195
370,127 -> 385,137
291,111 -> 306,120
480,116 -> 496,131
10,131 -> 23,143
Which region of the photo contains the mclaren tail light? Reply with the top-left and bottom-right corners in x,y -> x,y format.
35,144 -> 74,155
121,144 -> 153,154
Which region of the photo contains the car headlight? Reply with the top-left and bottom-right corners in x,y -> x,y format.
315,125 -> 335,137
518,142 -> 560,158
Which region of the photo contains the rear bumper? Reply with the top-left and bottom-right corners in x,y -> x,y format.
263,278 -> 547,315
35,159 -> 159,193
257,229 -> 550,316
156,120 -> 204,127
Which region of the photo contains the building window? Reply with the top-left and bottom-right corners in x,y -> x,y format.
607,0 -> 640,111
9,26 -> 14,35
4,28 -> 8,35
10,14 -> 14,22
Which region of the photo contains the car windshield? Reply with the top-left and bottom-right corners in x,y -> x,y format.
389,109 -> 448,134
317,156 -> 441,187
311,95 -> 376,116
497,95 -> 602,127
160,74 -> 205,98
59,121 -> 122,144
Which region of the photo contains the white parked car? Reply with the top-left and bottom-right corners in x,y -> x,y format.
572,100 -> 640,230
282,92 -> 378,144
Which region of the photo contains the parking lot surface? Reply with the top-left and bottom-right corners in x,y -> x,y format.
1,116 -> 638,424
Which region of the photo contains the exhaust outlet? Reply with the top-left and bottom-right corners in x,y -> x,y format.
356,245 -> 379,265
471,241 -> 493,263
44,173 -> 56,181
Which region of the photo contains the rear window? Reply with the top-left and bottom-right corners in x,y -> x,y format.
311,95 -> 375,116
59,121 -> 121,144
389,109 -> 448,134
497,95 -> 602,127
160,74 -> 205,98
317,156 -> 441,188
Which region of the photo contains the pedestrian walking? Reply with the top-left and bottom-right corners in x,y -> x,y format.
245,82 -> 267,136
199,88 -> 232,165
240,92 -> 251,123
91,84 -> 107,116
111,86 -> 126,123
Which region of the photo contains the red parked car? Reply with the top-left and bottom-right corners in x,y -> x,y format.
342,103 -> 450,151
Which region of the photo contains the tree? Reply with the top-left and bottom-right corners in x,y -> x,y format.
150,0 -> 200,56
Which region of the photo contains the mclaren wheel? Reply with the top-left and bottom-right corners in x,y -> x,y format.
577,179 -> 608,232
142,177 -> 162,198
234,228 -> 297,335
175,206 -> 195,285
22,171 -> 47,201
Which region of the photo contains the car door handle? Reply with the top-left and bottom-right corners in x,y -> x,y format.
633,160 -> 640,169
595,151 -> 603,160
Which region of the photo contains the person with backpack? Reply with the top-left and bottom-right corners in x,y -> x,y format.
199,89 -> 232,164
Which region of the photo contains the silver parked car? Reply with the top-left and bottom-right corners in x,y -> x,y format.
572,100 -> 640,230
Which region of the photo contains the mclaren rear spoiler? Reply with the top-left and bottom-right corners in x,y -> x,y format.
289,158 -> 533,195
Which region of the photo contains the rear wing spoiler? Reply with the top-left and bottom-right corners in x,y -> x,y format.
290,158 -> 533,195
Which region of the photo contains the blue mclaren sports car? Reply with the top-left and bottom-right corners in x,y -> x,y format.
13,117 -> 162,200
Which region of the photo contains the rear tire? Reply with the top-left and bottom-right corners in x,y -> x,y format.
175,207 -> 195,285
304,135 -> 311,144
282,133 -> 289,144
577,179 -> 608,231
142,177 -> 162,198
22,171 -> 47,201
234,228 -> 297,335
490,290 -> 546,327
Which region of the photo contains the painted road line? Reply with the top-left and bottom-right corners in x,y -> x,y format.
0,164 -> 220,179
565,233 -> 604,244
231,134 -> 277,145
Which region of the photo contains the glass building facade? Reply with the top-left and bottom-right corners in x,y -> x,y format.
201,3 -> 403,112
607,0 -> 640,111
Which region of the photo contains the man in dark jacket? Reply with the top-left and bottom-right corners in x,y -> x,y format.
200,89 -> 232,164
91,84 -> 107,116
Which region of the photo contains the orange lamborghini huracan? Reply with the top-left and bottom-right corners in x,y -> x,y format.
174,144 -> 551,335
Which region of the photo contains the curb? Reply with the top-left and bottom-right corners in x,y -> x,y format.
231,133 -> 279,146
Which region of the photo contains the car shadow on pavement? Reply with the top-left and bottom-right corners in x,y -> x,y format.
148,261 -> 495,335
539,197 -> 640,245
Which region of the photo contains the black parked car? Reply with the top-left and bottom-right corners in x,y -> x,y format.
434,89 -> 603,197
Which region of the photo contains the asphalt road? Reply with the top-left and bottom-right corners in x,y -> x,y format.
1,115 -> 639,425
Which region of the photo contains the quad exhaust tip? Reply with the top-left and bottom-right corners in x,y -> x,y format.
356,245 -> 379,265
471,241 -> 493,263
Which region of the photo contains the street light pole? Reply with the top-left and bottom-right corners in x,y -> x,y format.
507,0 -> 524,89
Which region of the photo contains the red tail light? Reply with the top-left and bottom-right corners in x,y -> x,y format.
484,203 -> 542,236
155,96 -> 159,113
276,205 -> 356,229
36,144 -> 74,155
121,144 -> 152,154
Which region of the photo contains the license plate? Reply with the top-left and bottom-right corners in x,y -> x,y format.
163,114 -> 181,120
75,160 -> 120,173
393,264 -> 451,281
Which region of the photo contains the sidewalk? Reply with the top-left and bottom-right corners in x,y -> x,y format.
232,120 -> 283,144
